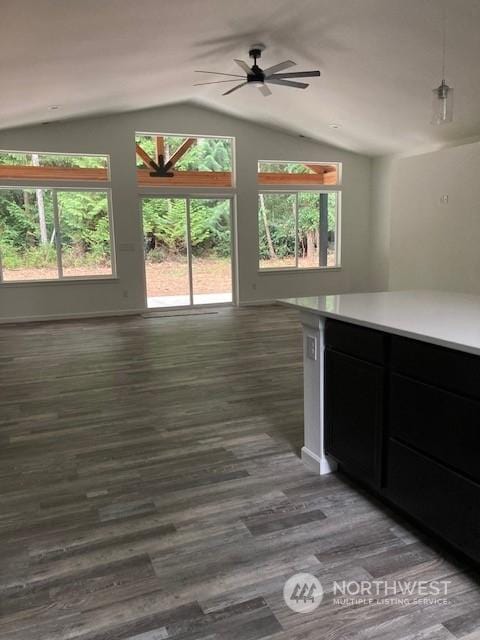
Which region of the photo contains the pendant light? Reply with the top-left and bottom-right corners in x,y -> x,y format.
432,1 -> 453,125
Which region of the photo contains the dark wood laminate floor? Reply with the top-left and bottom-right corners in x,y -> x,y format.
0,305 -> 479,640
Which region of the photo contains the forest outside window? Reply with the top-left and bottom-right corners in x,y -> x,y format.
0,187 -> 114,282
258,191 -> 340,270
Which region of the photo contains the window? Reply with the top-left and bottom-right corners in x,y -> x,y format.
258,160 -> 341,271
0,151 -> 114,283
135,134 -> 234,188
258,191 -> 339,270
0,150 -> 109,182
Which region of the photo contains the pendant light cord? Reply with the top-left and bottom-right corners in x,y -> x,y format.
441,0 -> 446,82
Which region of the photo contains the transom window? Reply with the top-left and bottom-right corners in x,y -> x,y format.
258,161 -> 339,186
135,134 -> 234,188
0,150 -> 109,182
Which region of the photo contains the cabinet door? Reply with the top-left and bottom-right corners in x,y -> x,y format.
387,439 -> 480,563
325,349 -> 383,486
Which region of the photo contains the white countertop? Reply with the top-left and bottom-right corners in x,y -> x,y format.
279,290 -> 480,356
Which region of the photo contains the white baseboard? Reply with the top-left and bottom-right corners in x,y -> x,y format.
301,447 -> 338,475
0,308 -> 145,325
238,298 -> 277,307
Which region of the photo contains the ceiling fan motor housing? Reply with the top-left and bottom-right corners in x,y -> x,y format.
248,47 -> 265,83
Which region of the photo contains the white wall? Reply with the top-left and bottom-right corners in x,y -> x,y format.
388,140 -> 480,293
369,156 -> 393,290
0,103 -> 372,321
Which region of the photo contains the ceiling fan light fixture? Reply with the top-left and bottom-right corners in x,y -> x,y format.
431,80 -> 453,125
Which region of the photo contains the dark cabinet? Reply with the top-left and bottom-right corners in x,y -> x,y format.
325,348 -> 384,488
389,373 -> 480,484
387,440 -> 480,563
324,318 -> 480,565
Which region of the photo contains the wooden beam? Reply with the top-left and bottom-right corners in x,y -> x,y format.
258,172 -> 327,185
305,163 -> 337,175
155,136 -> 165,162
0,165 -> 108,181
137,169 -> 231,187
323,171 -> 338,185
135,144 -> 156,170
166,138 -> 196,170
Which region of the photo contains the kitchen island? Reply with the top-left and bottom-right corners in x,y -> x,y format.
280,290 -> 480,563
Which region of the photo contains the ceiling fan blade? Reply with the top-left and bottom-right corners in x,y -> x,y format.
267,78 -> 309,89
259,84 -> 272,97
263,60 -> 296,76
271,70 -> 321,79
234,59 -> 253,75
195,70 -> 244,78
194,79 -> 242,86
222,82 -> 248,96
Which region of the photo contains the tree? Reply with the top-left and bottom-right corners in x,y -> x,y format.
32,154 -> 48,245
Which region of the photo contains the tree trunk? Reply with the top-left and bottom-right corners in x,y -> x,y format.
32,154 -> 48,245
306,230 -> 316,260
259,194 -> 276,259
23,190 -> 30,217
319,193 -> 329,267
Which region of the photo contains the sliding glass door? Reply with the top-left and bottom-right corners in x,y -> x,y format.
141,196 -> 233,309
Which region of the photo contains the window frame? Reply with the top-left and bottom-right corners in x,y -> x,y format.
0,185 -> 117,285
257,187 -> 341,273
0,150 -> 116,285
257,159 -> 342,273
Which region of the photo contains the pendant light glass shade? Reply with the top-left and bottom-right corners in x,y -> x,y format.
431,80 -> 454,125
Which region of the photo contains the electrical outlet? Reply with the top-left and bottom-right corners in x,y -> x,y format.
123,290 -> 129,298
440,194 -> 449,204
306,336 -> 317,361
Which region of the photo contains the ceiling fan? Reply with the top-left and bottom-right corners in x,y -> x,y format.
194,44 -> 321,96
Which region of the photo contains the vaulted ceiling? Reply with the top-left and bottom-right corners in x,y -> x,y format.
2,0 -> 480,155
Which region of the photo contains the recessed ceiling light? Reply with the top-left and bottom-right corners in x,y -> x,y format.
329,123 -> 341,129
48,105 -> 61,111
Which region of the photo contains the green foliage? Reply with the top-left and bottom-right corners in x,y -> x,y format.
0,188 -> 110,269
0,152 -> 111,272
135,135 -> 232,171
258,194 -> 296,259
142,198 -> 231,260
258,192 -> 337,261
57,191 -> 111,260
0,150 -> 107,169
258,162 -> 312,174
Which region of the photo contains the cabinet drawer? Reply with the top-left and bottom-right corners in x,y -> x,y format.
325,349 -> 383,486
326,319 -> 386,364
386,440 -> 480,563
390,374 -> 480,483
391,336 -> 480,399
